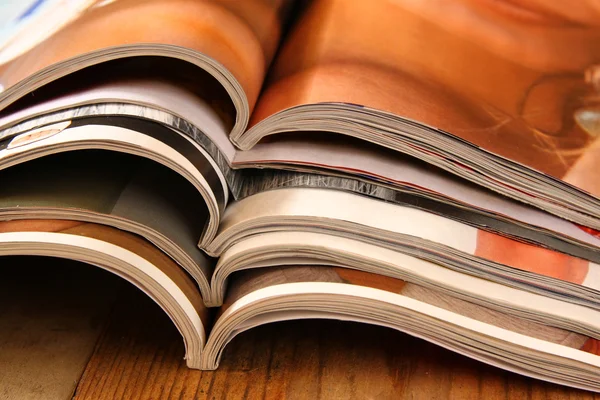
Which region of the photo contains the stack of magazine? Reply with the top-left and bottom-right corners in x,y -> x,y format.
1,0 -> 600,392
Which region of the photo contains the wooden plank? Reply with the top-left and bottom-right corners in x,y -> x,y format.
0,256 -> 119,400
74,284 -> 600,400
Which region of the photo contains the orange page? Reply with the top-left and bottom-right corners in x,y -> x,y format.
0,0 -> 288,113
251,0 -> 600,197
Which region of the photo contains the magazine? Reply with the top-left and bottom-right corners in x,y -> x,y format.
1,0 -> 599,392
2,219 -> 600,392
0,0 -> 599,228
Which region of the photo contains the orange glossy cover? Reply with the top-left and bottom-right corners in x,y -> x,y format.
251,0 -> 600,197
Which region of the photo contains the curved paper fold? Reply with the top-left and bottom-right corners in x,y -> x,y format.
203,281 -> 600,392
0,220 -> 208,368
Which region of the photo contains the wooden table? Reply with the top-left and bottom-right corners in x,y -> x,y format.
1,258 -> 598,400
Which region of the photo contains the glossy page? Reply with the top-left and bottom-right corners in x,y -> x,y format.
0,0 -> 289,115
210,265 -> 600,389
250,0 -> 600,197
222,265 -> 599,356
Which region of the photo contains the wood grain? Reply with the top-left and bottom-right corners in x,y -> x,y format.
0,257 -> 119,400
74,283 -> 600,400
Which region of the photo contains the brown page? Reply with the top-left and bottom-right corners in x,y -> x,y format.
222,265 -> 600,356
0,219 -> 209,325
250,0 -> 600,197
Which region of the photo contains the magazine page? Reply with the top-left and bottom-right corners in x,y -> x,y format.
210,265 -> 600,389
0,150 -> 215,293
0,218 -> 208,324
0,118 -> 230,246
211,230 -> 600,336
0,0 -> 290,128
208,188 -> 600,307
225,265 -> 598,353
233,134 -> 600,250
248,0 -> 600,198
0,218 -> 210,368
213,187 -> 597,285
0,79 -> 239,162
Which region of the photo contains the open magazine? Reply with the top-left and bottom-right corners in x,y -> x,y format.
0,220 -> 600,391
0,0 -> 599,228
1,0 -> 600,392
2,219 -> 600,392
